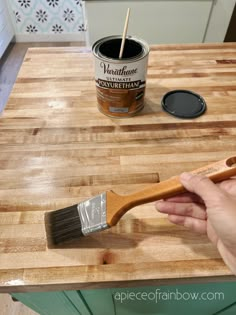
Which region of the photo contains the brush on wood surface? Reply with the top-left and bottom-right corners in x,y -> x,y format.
45,156 -> 236,245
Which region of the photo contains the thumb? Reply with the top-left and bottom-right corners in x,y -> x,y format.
180,172 -> 224,208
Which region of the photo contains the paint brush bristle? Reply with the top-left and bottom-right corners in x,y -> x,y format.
45,205 -> 84,245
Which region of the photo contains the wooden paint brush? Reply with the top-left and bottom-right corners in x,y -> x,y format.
45,156 -> 236,245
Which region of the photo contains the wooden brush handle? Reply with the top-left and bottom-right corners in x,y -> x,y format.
107,156 -> 236,226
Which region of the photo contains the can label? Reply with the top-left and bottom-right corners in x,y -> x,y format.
95,60 -> 147,90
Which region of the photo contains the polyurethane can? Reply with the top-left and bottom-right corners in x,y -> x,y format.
92,35 -> 149,118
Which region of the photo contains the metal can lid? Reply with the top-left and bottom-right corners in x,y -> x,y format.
161,90 -> 207,119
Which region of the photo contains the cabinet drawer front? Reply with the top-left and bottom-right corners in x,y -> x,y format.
0,9 -> 8,33
85,0 -> 213,45
0,0 -> 5,14
0,25 -> 13,58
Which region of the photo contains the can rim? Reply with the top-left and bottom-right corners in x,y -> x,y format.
92,35 -> 149,63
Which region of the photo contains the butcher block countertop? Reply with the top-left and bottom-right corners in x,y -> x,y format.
1,43 -> 236,293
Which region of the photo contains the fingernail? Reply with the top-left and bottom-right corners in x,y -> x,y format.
155,201 -> 164,212
180,172 -> 193,181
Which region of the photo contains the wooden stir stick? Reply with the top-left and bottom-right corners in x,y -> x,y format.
119,8 -> 131,59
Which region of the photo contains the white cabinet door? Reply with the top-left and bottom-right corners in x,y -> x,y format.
204,0 -> 236,42
0,0 -> 14,58
84,0 -> 213,46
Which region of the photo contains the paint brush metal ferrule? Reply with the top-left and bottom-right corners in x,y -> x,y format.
78,192 -> 109,236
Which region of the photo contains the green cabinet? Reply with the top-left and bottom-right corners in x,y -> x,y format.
111,283 -> 236,315
11,291 -> 91,315
12,282 -> 236,315
216,302 -> 236,315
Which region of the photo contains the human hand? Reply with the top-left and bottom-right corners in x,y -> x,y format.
155,173 -> 236,275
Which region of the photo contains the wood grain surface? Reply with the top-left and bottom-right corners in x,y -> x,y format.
0,43 -> 236,293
